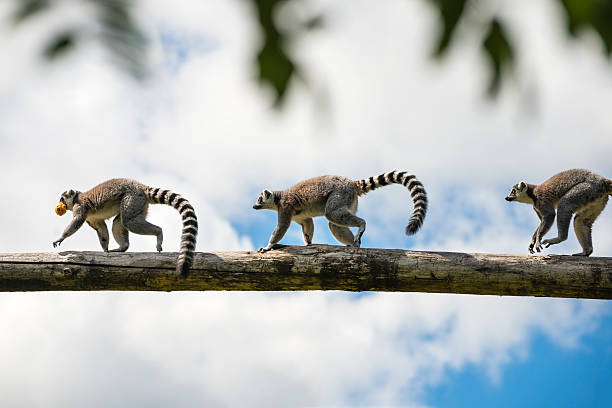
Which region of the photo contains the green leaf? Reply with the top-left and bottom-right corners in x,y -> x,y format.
428,0 -> 468,57
481,19 -> 514,97
12,0 -> 50,24
303,15 -> 324,31
43,32 -> 76,60
256,41 -> 295,106
560,0 -> 595,36
94,0 -> 149,78
593,1 -> 612,55
560,0 -> 612,55
249,0 -> 296,106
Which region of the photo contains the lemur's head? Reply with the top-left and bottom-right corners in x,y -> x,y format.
59,189 -> 79,210
505,182 -> 533,204
253,189 -> 276,210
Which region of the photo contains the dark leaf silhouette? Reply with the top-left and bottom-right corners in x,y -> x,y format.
428,0 -> 468,57
250,0 -> 295,106
11,0 -> 50,23
43,31 -> 76,60
7,0 -> 612,106
560,0 -> 612,55
13,0 -> 147,78
482,19 -> 514,97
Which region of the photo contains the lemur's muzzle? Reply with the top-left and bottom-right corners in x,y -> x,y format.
253,204 -> 262,209
505,196 -> 513,201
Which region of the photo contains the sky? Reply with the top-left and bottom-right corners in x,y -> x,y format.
0,0 -> 611,407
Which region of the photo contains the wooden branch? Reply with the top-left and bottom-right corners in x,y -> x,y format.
1,245 -> 611,299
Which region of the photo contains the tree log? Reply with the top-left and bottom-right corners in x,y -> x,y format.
0,245 -> 611,299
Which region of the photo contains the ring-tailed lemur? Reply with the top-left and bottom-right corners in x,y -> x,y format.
505,169 -> 612,256
53,178 -> 198,276
252,171 -> 427,252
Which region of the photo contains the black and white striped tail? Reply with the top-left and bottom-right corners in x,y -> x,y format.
146,187 -> 198,277
355,171 -> 427,235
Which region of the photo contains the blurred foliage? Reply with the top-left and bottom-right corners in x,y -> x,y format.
427,0 -> 517,97
7,0 -> 612,104
249,0 -> 296,106
481,19 -> 514,97
560,0 -> 612,54
12,0 -> 51,21
12,0 -> 147,77
42,30 -> 76,60
246,0 -> 324,106
428,0 -> 612,97
428,0 -> 468,58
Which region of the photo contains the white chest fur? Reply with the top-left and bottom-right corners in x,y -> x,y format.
86,200 -> 121,221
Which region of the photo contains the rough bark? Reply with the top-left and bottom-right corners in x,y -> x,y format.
0,245 -> 611,299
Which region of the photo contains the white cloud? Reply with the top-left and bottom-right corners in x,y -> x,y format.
0,0 -> 611,407
0,292 -> 606,407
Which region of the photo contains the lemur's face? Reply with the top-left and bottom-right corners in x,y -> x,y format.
59,189 -> 78,210
505,182 -> 532,204
253,189 -> 275,210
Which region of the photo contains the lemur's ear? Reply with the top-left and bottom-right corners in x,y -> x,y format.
68,189 -> 75,196
518,182 -> 527,191
263,189 -> 272,198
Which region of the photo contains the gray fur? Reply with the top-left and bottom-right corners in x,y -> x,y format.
505,169 -> 612,256
253,171 -> 427,252
111,214 -> 129,252
53,178 -> 198,277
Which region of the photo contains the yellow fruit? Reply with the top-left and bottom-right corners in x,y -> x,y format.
55,203 -> 67,216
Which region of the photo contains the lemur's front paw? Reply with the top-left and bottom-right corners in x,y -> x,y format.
534,240 -> 543,253
541,239 -> 556,248
52,239 -> 63,248
258,246 -> 272,253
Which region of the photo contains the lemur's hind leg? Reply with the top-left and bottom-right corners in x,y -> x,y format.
328,223 -> 355,246
299,218 -> 314,245
543,183 -> 591,248
325,190 -> 365,247
573,215 -> 594,257
119,193 -> 163,252
87,220 -> 109,252
572,195 -> 608,256
109,214 -> 130,252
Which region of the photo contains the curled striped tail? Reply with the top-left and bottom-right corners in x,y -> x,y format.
355,170 -> 427,235
146,187 -> 198,277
